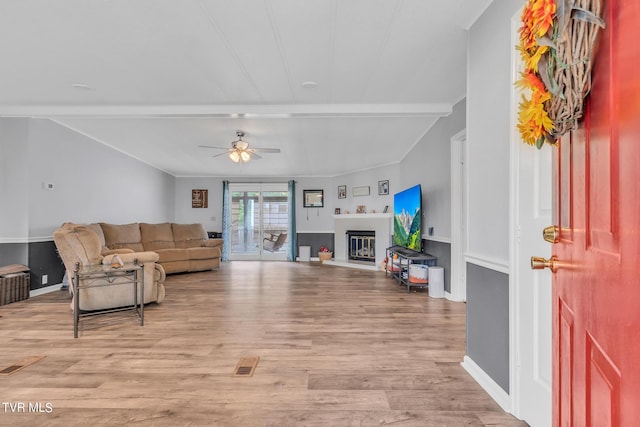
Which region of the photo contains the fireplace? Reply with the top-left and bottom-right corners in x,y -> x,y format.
346,230 -> 375,263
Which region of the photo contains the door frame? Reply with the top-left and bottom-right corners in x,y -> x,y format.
508,9 -> 552,425
450,129 -> 467,302
228,182 -> 289,261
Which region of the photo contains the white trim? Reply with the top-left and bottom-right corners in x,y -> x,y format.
30,283 -> 64,297
422,235 -> 451,244
450,129 -> 467,302
461,355 -> 513,413
1,103 -> 453,118
465,253 -> 509,274
0,236 -> 53,244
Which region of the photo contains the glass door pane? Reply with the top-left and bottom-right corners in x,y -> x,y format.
229,184 -> 289,260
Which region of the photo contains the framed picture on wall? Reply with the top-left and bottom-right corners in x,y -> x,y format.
378,180 -> 389,195
303,189 -> 324,207
192,189 -> 208,208
338,185 -> 347,199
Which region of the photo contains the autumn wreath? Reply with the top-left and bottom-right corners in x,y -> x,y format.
517,0 -> 605,148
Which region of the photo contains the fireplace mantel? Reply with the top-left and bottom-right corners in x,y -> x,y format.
333,213 -> 392,268
333,213 -> 392,220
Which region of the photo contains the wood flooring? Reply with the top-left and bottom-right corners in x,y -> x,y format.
0,261 -> 528,426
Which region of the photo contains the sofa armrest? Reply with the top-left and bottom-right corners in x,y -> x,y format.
102,251 -> 159,266
202,238 -> 224,248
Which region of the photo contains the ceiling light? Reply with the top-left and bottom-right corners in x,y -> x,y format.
229,151 -> 240,163
301,81 -> 319,89
240,151 -> 251,162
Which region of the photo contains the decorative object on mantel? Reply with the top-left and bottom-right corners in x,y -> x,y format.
353,186 -> 370,197
378,180 -> 389,195
516,0 -> 606,148
192,189 -> 208,208
335,208 -> 341,214
303,189 -> 324,207
318,246 -> 332,263
338,185 -> 346,199
383,205 -> 389,213
356,205 -> 366,214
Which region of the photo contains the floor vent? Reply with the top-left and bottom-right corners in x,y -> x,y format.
232,356 -> 259,377
0,355 -> 45,376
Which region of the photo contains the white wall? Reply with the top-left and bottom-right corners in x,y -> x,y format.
0,118 -> 30,241
26,119 -> 175,238
467,0 -> 522,263
331,164 -> 400,217
399,99 -> 466,242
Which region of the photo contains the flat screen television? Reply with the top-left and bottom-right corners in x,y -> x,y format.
392,184 -> 422,252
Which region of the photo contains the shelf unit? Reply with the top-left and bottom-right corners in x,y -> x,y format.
385,245 -> 437,293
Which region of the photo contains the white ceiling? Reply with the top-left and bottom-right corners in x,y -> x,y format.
0,0 -> 493,177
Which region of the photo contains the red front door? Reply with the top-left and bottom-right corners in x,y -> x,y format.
553,1 -> 640,425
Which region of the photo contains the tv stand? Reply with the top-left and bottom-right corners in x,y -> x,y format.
385,246 -> 437,293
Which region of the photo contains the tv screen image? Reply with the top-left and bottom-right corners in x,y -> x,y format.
392,184 -> 422,252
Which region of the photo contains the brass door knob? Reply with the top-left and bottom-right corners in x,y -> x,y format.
543,225 -> 560,244
531,256 -> 558,273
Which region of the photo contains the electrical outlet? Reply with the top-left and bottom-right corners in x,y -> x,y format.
42,274 -> 48,285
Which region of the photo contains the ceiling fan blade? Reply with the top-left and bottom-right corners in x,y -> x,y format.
211,151 -> 231,158
251,147 -> 281,153
198,145 -> 229,150
250,152 -> 263,160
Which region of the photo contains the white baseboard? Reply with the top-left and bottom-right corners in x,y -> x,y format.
461,355 -> 512,413
30,283 -> 64,297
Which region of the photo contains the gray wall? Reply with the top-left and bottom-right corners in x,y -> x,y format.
0,117 -> 176,288
465,0 -> 523,394
466,263 -> 510,393
422,240 -> 451,294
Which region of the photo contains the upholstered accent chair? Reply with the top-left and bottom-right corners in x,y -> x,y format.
53,223 -> 166,312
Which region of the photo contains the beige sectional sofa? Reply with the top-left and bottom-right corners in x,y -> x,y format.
88,222 -> 223,274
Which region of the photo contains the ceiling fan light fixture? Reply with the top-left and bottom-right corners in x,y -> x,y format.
229,151 -> 241,163
240,151 -> 251,162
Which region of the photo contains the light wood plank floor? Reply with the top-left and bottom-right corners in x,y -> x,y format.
0,261 -> 527,426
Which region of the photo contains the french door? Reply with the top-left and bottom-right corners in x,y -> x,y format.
229,183 -> 289,260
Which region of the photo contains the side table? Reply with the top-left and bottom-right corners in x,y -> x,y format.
72,260 -> 144,338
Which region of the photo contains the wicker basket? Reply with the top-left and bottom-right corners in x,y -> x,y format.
544,0 -> 605,141
0,264 -> 30,306
318,252 -> 333,263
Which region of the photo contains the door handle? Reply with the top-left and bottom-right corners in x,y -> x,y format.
531,256 -> 559,273
543,225 -> 560,244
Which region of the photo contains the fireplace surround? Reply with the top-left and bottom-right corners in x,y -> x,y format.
332,213 -> 392,268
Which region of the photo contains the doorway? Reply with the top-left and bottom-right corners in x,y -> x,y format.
228,183 -> 289,260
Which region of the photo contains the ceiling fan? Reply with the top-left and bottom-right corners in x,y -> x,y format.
198,131 -> 281,163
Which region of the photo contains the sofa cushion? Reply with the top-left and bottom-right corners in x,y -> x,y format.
100,223 -> 144,252
188,246 -> 221,260
55,224 -> 103,266
154,248 -> 190,263
140,223 -> 176,251
172,223 -> 207,249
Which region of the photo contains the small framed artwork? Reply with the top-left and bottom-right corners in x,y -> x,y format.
356,205 -> 366,214
303,189 -> 324,207
192,189 -> 208,208
335,208 -> 341,215
378,180 -> 389,195
353,186 -> 370,197
338,185 -> 347,199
